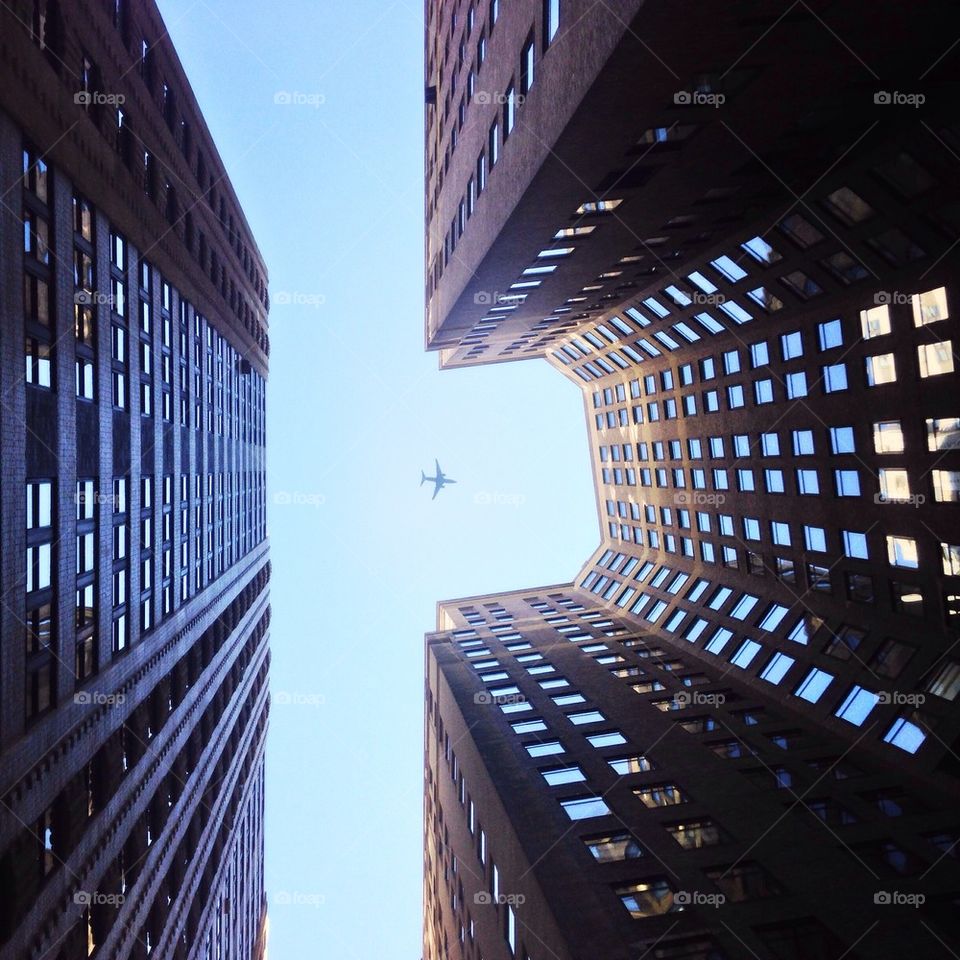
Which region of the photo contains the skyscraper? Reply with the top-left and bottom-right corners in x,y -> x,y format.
0,2 -> 269,958
424,1 -> 960,957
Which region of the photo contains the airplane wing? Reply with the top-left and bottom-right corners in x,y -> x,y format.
432,477 -> 444,500
435,459 -> 443,480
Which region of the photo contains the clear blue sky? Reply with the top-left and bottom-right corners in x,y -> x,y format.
158,2 -> 597,956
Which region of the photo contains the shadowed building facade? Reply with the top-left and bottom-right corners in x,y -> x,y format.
0,2 -> 270,958
424,1 -> 960,958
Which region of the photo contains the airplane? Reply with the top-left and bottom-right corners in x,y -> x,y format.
421,460 -> 456,500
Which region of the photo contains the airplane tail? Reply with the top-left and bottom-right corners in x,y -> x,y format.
420,471 -> 427,486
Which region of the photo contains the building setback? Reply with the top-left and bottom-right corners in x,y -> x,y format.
424,1 -> 960,958
0,2 -> 269,958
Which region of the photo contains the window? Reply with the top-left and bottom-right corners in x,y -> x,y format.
608,755 -> 653,774
883,718 -> 926,754
488,120 -> 499,167
635,783 -> 687,807
818,318 -> 843,350
866,353 -> 897,386
560,796 -> 610,820
584,831 -> 643,862
887,535 -> 918,568
912,286 -> 948,326
520,34 -> 535,95
705,863 -> 780,901
925,660 -> 960,701
542,765 -> 585,786
874,420 -> 904,453
665,818 -> 726,849
795,668 -> 833,703
861,303 -> 891,339
544,0 -> 560,46
760,652 -> 795,685
526,740 -> 564,757
568,709 -> 604,725
587,730 -> 627,748
835,685 -> 879,725
834,470 -> 860,497
615,878 -> 675,918
918,340 -> 954,378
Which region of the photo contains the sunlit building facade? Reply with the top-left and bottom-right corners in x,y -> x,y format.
0,2 -> 269,958
424,0 -> 960,958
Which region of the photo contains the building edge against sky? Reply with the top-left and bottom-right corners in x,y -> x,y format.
0,2 -> 269,958
424,1 -> 960,958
